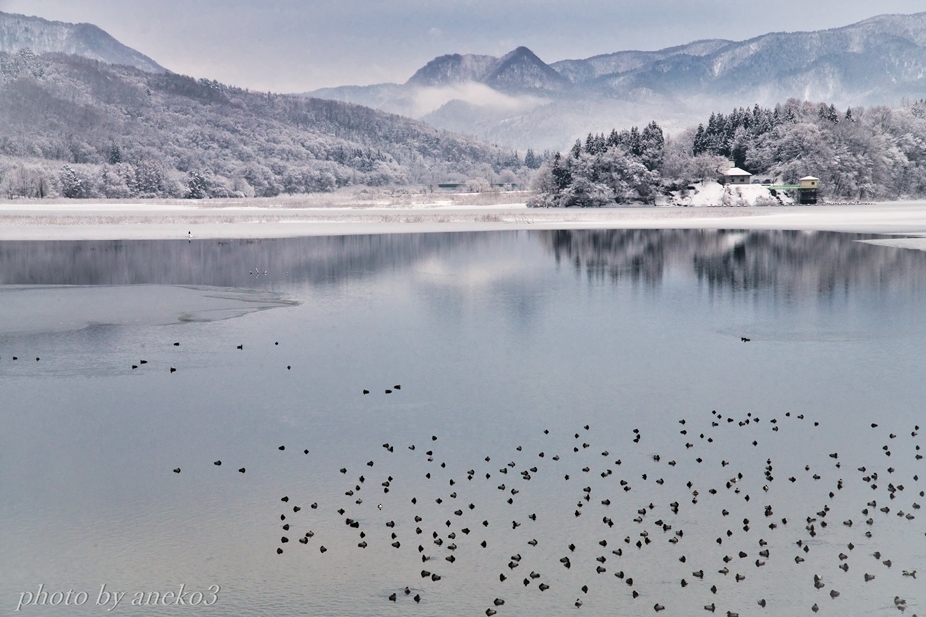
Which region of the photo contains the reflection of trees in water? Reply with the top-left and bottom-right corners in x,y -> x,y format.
546,229 -> 696,285
5,230 -> 926,297
0,234 -> 488,287
541,229 -> 926,296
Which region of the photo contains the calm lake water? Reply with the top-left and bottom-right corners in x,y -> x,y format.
1,230 -> 924,617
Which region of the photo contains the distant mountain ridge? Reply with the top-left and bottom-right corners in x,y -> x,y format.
0,52 -> 523,199
0,11 -> 165,73
307,12 -> 926,150
549,40 -> 733,83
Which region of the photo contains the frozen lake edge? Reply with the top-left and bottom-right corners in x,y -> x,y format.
4,200 -> 926,245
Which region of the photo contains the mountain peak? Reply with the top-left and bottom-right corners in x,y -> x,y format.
0,11 -> 165,72
504,46 -> 538,58
485,46 -> 570,92
405,52 -> 498,86
405,45 -> 569,92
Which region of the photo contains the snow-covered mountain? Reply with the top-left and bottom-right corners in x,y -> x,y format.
482,47 -> 572,92
0,11 -> 165,73
407,53 -> 499,87
407,47 -> 570,91
307,12 -> 926,150
587,12 -> 926,103
0,51 -> 520,199
550,40 -> 732,84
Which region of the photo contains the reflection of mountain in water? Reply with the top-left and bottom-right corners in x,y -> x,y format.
542,230 -> 926,296
0,234 -> 485,287
4,231 -> 926,298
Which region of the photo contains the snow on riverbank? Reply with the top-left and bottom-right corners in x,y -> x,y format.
3,198 -> 926,242
661,181 -> 794,207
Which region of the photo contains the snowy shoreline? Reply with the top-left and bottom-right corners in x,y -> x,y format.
3,198 -> 926,247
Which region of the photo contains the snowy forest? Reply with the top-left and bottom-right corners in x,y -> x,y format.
4,48 -> 926,204
0,50 -> 534,199
530,99 -> 926,206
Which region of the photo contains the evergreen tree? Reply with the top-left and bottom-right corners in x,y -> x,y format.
819,103 -> 839,123
693,124 -> 706,156
524,149 -> 538,169
639,121 -> 665,171
187,170 -> 208,199
551,153 -> 572,191
627,126 -> 641,157
570,139 -> 583,159
60,165 -> 88,198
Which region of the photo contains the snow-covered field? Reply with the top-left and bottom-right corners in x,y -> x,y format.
3,197 -> 926,249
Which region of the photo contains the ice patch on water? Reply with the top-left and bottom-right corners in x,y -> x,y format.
0,285 -> 297,337
859,236 -> 926,253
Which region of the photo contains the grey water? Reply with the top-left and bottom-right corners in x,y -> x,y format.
1,230 -> 924,617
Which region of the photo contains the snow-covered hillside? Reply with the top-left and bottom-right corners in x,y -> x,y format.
0,11 -> 165,73
662,182 -> 795,207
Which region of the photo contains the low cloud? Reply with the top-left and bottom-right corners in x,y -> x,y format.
411,81 -> 546,116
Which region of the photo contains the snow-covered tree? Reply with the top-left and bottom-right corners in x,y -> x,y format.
529,137 -> 659,207
187,171 -> 208,199
60,164 -> 90,198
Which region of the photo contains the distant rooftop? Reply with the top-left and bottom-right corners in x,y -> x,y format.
724,167 -> 752,176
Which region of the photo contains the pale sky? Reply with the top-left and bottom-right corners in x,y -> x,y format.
1,0 -> 924,92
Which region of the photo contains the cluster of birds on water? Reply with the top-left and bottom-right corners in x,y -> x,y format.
131,340 -> 289,375
5,334 -> 923,615
168,373 -> 924,616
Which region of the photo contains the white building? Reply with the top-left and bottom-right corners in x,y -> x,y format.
722,167 -> 753,185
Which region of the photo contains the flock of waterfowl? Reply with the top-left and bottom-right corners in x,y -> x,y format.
164,344 -> 923,616
3,335 -> 923,615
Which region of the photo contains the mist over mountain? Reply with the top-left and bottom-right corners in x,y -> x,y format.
0,11 -> 164,73
308,12 -> 926,150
